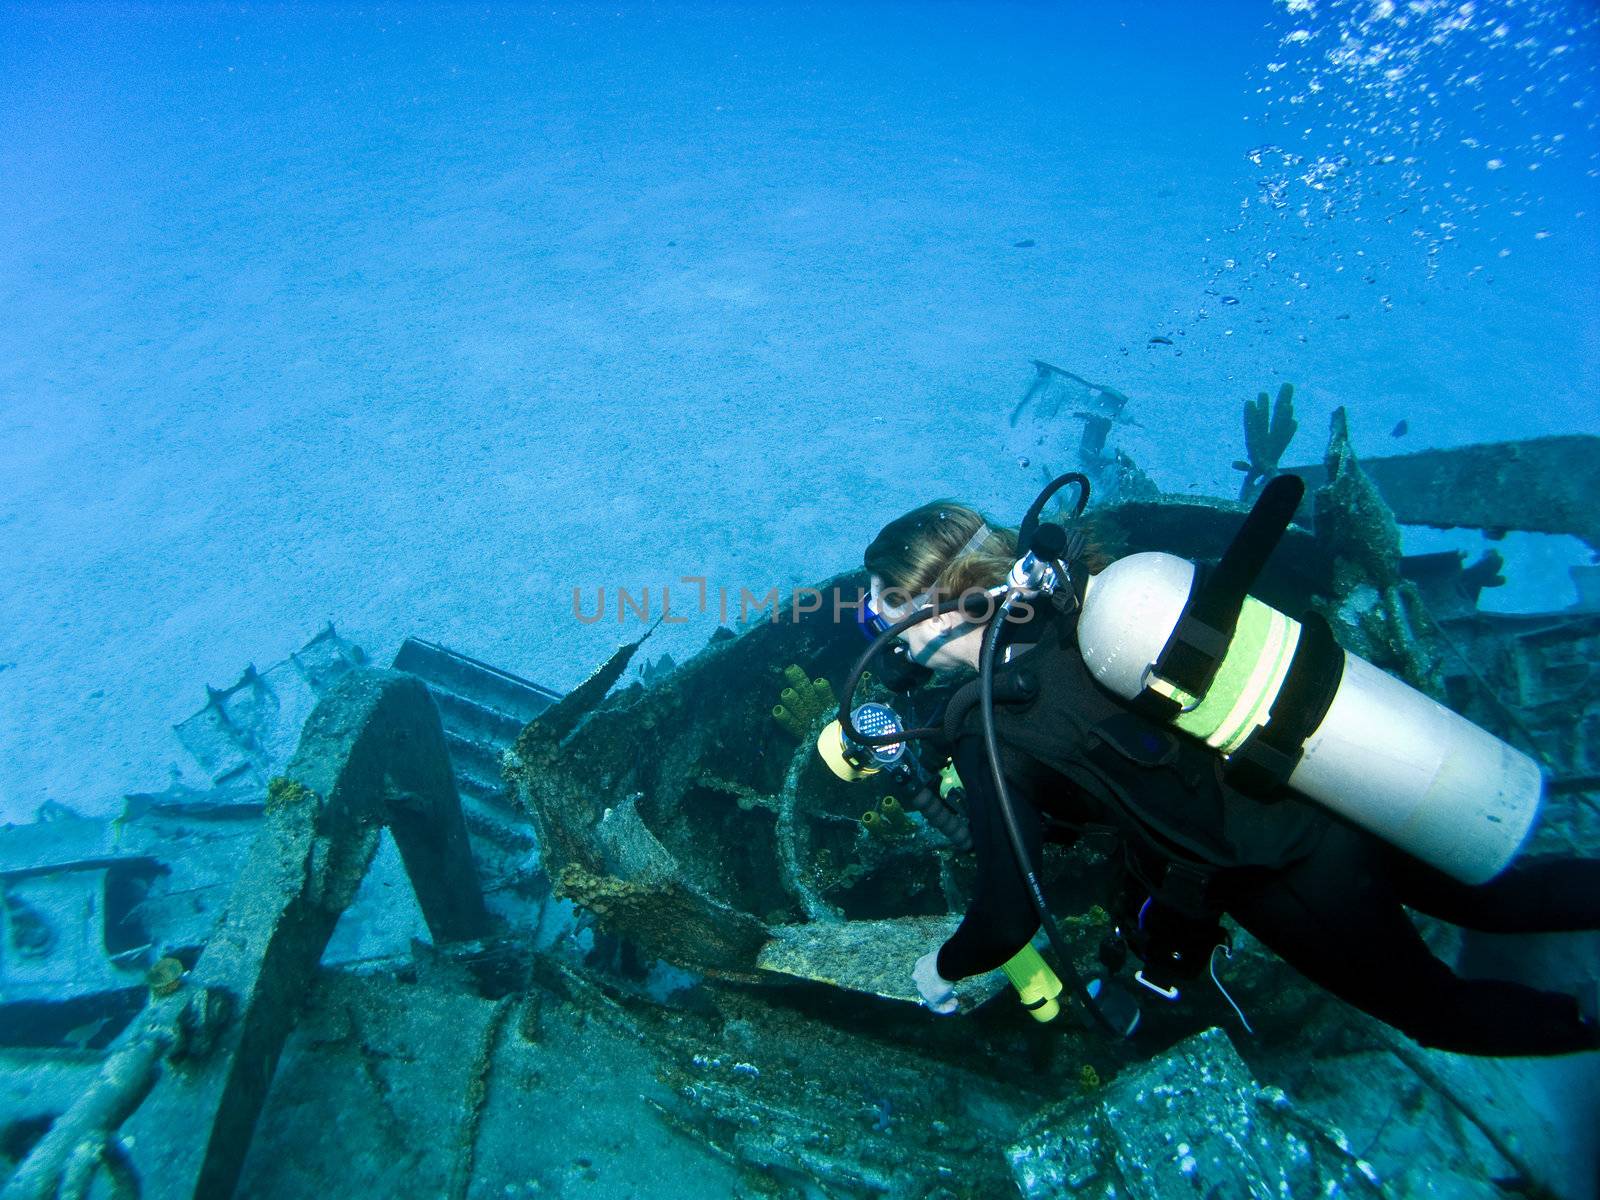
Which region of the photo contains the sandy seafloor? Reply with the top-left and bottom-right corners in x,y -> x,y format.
1,1 -> 1599,1195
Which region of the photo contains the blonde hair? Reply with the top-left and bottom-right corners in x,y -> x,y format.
863,500 -> 1018,605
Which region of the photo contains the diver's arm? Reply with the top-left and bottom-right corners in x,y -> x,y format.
934,735 -> 1043,981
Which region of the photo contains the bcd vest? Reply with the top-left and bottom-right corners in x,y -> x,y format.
949,604 -> 1332,892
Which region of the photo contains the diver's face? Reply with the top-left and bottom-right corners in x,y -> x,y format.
868,575 -> 981,672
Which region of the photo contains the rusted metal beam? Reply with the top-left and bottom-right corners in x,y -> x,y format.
1287,435 -> 1600,550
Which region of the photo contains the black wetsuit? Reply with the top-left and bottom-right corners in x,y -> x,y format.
937,610 -> 1600,1058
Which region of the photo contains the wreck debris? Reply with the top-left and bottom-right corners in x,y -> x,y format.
506,626 -> 665,884
1050,444 -> 1160,510
1009,361 -> 1154,507
1429,604 -> 1600,852
447,994 -> 518,1200
1364,1027 -> 1542,1191
384,638 -> 556,928
637,652 -> 677,688
553,863 -> 772,982
524,623 -> 658,748
1290,432 -> 1600,552
774,713 -> 844,924
1400,550 -> 1506,621
0,623 -> 549,1037
2,1014 -> 179,1200
390,638 -> 560,810
1010,360 -> 1131,428
756,915 -> 1008,1008
3,380 -> 1597,1198
5,670 -> 489,1200
637,976 -> 1034,1200
0,631 -> 558,1055
510,589 -> 960,983
172,624 -> 367,790
1312,407 -> 1445,689
1006,1028 -> 1387,1199
145,959 -> 185,999
1,863 -> 155,1011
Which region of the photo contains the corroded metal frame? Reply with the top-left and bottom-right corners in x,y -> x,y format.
3,670 -> 490,1200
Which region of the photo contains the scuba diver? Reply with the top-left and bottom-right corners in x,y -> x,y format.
824,473 -> 1600,1057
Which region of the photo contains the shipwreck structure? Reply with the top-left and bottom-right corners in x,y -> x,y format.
2,398 -> 1596,1199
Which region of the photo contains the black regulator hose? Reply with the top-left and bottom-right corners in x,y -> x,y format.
904,784 -> 972,851
979,598 -> 1118,1039
1018,472 -> 1090,555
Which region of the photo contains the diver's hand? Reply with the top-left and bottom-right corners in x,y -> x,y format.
914,952 -> 959,1014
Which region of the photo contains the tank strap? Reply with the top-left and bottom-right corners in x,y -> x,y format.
1133,474 -> 1307,719
1225,610 -> 1346,797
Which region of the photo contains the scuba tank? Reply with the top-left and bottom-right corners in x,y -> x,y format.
1076,477 -> 1543,885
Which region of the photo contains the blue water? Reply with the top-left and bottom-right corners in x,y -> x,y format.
2,2 -> 1596,817
1,1 -> 1597,1192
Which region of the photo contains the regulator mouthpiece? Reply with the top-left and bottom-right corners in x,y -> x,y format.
816,703 -> 906,782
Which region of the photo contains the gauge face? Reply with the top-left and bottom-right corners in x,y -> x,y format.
853,703 -> 906,766
853,704 -> 899,736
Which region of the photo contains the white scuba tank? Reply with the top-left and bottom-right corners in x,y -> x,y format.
1077,551 -> 1543,885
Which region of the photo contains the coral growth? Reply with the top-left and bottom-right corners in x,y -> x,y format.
1313,408 -> 1445,693
771,665 -> 837,739
861,795 -> 912,838
264,777 -> 314,815
1234,382 -> 1299,501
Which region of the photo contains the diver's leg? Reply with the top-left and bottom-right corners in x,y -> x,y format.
1231,823 -> 1599,1056
1387,850 -> 1600,933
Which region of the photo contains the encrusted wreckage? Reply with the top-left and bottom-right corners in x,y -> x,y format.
2,396 -> 1597,1199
